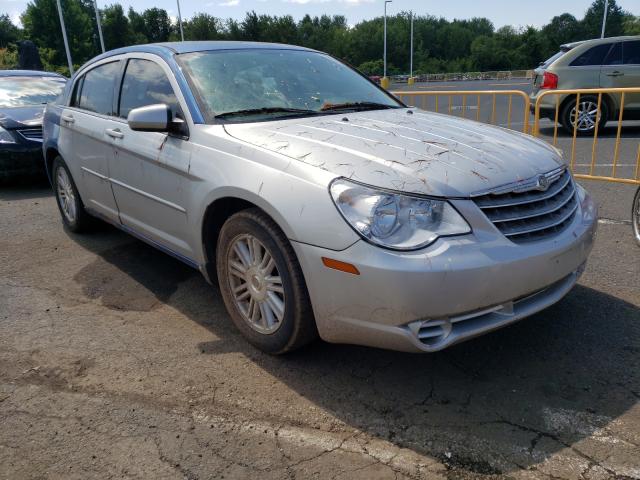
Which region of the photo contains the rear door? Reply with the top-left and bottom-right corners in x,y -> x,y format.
59,60 -> 122,221
108,55 -> 195,260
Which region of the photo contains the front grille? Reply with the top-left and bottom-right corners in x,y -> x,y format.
473,168 -> 578,243
17,127 -> 43,142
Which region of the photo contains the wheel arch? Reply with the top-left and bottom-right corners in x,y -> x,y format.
44,146 -> 60,183
200,190 -> 297,285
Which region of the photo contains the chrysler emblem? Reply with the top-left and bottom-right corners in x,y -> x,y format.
535,174 -> 550,191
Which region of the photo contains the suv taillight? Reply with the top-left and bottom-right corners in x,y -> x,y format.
540,71 -> 558,89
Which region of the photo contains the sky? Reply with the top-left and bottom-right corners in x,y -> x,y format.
2,0 -> 639,28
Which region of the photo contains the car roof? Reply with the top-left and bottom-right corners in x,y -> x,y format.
561,35 -> 640,50
0,69 -> 66,78
79,41 -> 320,76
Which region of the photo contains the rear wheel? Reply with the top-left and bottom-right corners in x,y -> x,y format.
633,186 -> 640,247
216,208 -> 317,354
52,157 -> 93,233
561,95 -> 608,136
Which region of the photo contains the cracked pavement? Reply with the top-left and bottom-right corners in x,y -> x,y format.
1,179 -> 639,479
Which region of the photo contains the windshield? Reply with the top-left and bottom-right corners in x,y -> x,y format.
178,49 -> 402,122
0,76 -> 67,108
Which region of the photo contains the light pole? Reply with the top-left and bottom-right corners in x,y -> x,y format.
177,0 -> 185,41
382,0 -> 392,89
93,0 -> 105,53
55,0 -> 74,75
601,0 -> 609,38
408,11 -> 414,86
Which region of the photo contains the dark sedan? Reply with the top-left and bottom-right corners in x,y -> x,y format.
0,70 -> 67,179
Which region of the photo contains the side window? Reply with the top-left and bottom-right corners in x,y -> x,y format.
623,41 -> 640,65
569,44 -> 611,66
603,42 -> 623,65
118,59 -> 179,119
77,61 -> 120,115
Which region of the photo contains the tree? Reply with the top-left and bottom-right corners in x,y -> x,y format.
21,0 -> 96,68
0,14 -> 21,49
184,13 -> 223,40
141,8 -> 172,43
128,7 -> 149,44
102,4 -> 133,49
582,0 -> 625,38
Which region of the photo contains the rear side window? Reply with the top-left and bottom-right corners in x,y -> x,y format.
569,44 -> 611,66
603,43 -> 623,65
118,59 -> 179,119
77,61 -> 120,115
623,41 -> 640,65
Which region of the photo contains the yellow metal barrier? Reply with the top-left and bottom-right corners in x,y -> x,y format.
533,87 -> 640,186
392,90 -> 531,133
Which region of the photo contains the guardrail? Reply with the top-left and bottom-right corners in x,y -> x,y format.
390,70 -> 534,83
533,87 -> 640,186
392,90 -> 531,133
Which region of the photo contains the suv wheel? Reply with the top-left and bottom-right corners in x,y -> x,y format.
633,187 -> 640,247
52,156 -> 94,233
561,95 -> 608,136
216,208 -> 318,354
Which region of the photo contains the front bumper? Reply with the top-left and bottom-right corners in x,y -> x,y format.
0,144 -> 45,178
292,190 -> 597,353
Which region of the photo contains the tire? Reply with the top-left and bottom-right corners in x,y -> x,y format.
216,208 -> 318,354
52,156 -> 94,233
561,95 -> 608,136
633,186 -> 640,247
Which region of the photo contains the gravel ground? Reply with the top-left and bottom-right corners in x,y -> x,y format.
1,177 -> 639,480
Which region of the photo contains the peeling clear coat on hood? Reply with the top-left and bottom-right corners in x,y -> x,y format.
224,108 -> 564,198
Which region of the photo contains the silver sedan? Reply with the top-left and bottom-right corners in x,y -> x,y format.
43,41 -> 597,354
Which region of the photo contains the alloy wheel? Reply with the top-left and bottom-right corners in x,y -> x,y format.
227,234 -> 285,334
569,100 -> 600,132
56,166 -> 77,223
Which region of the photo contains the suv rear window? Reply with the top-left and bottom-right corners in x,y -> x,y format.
76,61 -> 120,116
569,44 -> 612,66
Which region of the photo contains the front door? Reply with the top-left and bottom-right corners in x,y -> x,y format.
107,57 -> 195,260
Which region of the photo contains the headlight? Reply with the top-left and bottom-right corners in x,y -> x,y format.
330,178 -> 471,250
0,126 -> 16,144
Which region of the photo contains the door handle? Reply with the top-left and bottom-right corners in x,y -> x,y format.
105,128 -> 124,139
61,114 -> 75,124
606,71 -> 624,77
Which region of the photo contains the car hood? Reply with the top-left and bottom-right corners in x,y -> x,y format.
0,106 -> 45,130
224,108 -> 563,197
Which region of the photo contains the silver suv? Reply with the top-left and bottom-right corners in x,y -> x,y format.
43,42 -> 597,354
531,36 -> 640,134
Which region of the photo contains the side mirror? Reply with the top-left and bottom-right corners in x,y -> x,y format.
127,104 -> 171,132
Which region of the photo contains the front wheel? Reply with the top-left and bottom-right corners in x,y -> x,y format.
633,187 -> 640,247
561,95 -> 608,136
216,208 -> 318,354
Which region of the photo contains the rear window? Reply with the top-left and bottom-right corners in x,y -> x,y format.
76,61 -> 120,116
623,41 -> 640,65
569,44 -> 612,66
540,51 -> 564,68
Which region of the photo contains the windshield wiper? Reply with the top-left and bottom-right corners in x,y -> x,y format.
215,107 -> 320,119
320,102 -> 399,112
